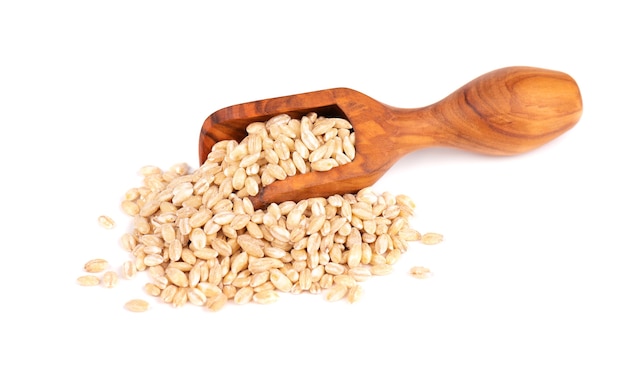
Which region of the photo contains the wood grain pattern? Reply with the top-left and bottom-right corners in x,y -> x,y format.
199,66 -> 582,209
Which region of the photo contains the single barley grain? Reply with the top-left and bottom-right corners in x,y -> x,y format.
347,284 -> 363,304
398,228 -> 421,241
121,200 -> 140,216
153,275 -> 169,290
234,286 -> 254,305
120,233 -> 136,252
320,273 -> 334,289
206,293 -> 228,311
139,165 -> 161,176
159,285 -> 177,303
309,282 -> 322,295
222,285 -> 237,299
409,266 -> 432,279
421,232 -> 444,245
84,258 -> 108,273
124,299 -> 150,312
324,262 -> 346,276
122,260 -> 137,279
325,283 -> 348,302
165,267 -> 189,288
172,287 -> 188,307
181,248 -> 197,266
253,290 -> 279,304
270,269 -> 293,292
144,283 -> 162,296
385,249 -> 402,265
370,263 -> 393,276
77,275 -> 100,286
186,288 -> 207,306
102,271 -> 118,288
139,199 -> 161,217
141,242 -> 162,254
98,215 -> 116,229
198,282 -> 223,299
252,283 -> 274,295
144,254 -> 164,267
348,266 -> 371,282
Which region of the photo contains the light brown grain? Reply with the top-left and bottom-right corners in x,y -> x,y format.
409,266 -> 432,279
102,271 -> 118,288
98,215 -> 116,229
347,284 -> 363,304
165,267 -> 189,288
84,258 -> 108,273
421,232 -> 444,245
124,299 -> 150,312
370,263 -> 393,276
253,290 -> 279,304
325,283 -> 348,302
77,275 -> 100,286
144,283 -> 162,296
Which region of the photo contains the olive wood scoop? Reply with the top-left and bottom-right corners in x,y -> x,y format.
199,66 -> 582,209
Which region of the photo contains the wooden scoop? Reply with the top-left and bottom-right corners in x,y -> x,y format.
199,66 -> 582,209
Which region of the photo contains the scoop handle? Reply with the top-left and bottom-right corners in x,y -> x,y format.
389,66 -> 583,156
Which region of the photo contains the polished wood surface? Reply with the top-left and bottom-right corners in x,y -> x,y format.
199,66 -> 583,209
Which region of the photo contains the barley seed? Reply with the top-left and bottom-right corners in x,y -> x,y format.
324,262 -> 346,276
409,266 -> 432,279
144,283 -> 162,296
369,254 -> 387,266
325,283 -> 348,302
121,200 -> 140,216
124,299 -> 150,312
84,258 -> 108,273
250,271 -> 270,287
385,249 -> 402,265
231,286 -> 252,305
197,282 -> 222,298
77,275 -> 100,286
320,273 -> 334,289
309,282 -> 322,295
165,267 -> 188,288
122,260 -> 137,279
311,158 -> 339,172
172,287 -> 188,307
269,269 -> 293,292
332,274 -> 355,288
347,284 -> 363,304
398,228 -> 421,241
144,254 -> 164,267
253,290 -> 279,304
370,263 -> 393,276
120,233 -> 137,252
232,275 -> 252,288
98,215 -> 116,229
421,232 -> 444,245
248,257 -> 284,274
102,271 -> 118,288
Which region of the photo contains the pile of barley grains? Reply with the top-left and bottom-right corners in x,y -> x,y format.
78,112 -> 442,311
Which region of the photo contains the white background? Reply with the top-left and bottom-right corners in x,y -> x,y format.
1,1 -> 624,371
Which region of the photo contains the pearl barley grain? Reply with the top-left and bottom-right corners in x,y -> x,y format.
77,275 -> 100,286
102,271 -> 118,288
98,215 -> 115,229
409,266 -> 432,279
421,232 -> 444,245
84,258 -> 108,273
124,299 -> 150,312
